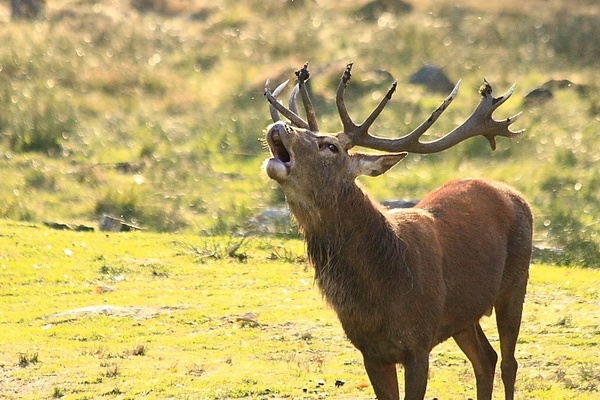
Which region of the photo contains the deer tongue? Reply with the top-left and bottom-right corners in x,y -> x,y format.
265,128 -> 292,181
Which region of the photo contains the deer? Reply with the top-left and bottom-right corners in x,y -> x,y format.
263,63 -> 532,400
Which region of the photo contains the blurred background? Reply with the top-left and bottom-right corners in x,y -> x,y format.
1,0 -> 599,266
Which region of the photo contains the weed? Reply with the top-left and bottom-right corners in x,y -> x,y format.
148,264 -> 170,278
555,314 -> 573,327
173,236 -> 248,263
18,352 -> 39,368
267,244 -> 306,264
100,363 -> 120,378
187,363 -> 205,376
52,387 -> 65,399
128,344 -> 147,356
130,0 -> 196,15
102,387 -> 124,396
554,363 -> 600,391
299,332 -> 314,342
98,261 -> 127,281
579,364 -> 600,383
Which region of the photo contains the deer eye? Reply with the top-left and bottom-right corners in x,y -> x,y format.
326,143 -> 339,153
319,142 -> 340,154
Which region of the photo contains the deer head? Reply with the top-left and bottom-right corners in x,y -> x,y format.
264,63 -> 523,193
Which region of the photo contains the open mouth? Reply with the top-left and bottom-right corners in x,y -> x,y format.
265,124 -> 293,181
267,128 -> 291,164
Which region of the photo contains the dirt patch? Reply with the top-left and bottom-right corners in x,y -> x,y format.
45,305 -> 172,325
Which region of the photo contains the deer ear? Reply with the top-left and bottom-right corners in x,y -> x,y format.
352,153 -> 408,177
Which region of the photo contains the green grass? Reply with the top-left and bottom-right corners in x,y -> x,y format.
0,2 -> 598,396
0,3 -> 598,396
0,0 -> 598,265
0,220 -> 599,399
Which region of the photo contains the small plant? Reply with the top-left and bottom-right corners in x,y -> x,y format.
98,259 -> 127,279
100,362 -> 120,378
18,352 -> 39,368
173,236 -> 248,263
187,363 -> 206,376
52,387 -> 65,399
299,332 -> 314,342
267,244 -> 306,264
554,314 -> 573,327
148,264 -> 170,278
103,387 -> 124,396
131,344 -> 147,356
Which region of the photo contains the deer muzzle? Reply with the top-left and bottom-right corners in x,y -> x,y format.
265,122 -> 293,181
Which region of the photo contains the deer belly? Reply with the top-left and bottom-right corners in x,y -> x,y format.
437,295 -> 499,342
345,327 -> 411,363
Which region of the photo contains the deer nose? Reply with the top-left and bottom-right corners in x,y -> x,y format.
271,121 -> 287,131
268,121 -> 292,138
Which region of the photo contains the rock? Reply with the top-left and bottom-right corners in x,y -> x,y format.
99,215 -> 143,232
44,221 -> 95,232
523,87 -> 553,106
409,65 -> 455,93
247,207 -> 293,235
357,0 -> 413,21
381,199 -> 418,209
523,78 -> 591,107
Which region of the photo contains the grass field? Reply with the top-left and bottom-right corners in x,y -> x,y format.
0,0 -> 599,265
0,220 -> 598,399
0,0 -> 599,398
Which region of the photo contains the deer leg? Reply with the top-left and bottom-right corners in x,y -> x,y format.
402,351 -> 430,400
453,323 -> 497,400
495,281 -> 527,400
363,356 -> 399,400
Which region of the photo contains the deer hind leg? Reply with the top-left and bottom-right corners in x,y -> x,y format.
362,356 -> 400,400
494,279 -> 527,400
453,323 -> 498,400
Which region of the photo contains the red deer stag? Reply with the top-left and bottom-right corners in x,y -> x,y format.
263,63 -> 532,400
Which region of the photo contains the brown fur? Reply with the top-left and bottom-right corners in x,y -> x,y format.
265,122 -> 533,400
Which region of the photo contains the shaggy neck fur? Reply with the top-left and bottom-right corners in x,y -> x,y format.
287,182 -> 411,313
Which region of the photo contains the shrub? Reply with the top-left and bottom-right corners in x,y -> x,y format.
94,185 -> 188,232
0,85 -> 77,156
130,0 -> 196,15
547,10 -> 600,66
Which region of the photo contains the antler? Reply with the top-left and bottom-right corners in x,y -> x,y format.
265,63 -> 523,154
337,63 -> 523,153
264,63 -> 319,131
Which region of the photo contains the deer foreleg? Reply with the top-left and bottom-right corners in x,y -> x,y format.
363,356 -> 400,400
402,352 -> 429,400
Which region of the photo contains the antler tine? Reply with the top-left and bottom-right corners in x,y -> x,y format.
336,63 -> 359,132
344,79 -> 523,154
266,79 -> 289,123
396,80 -> 461,145
264,79 -> 310,129
473,79 -> 524,150
289,83 -> 300,116
336,63 -> 398,148
295,63 -> 319,132
361,81 -> 398,132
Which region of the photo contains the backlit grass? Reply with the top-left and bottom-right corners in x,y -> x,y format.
0,0 -> 599,265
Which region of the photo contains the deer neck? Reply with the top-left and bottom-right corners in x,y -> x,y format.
287,182 -> 407,304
